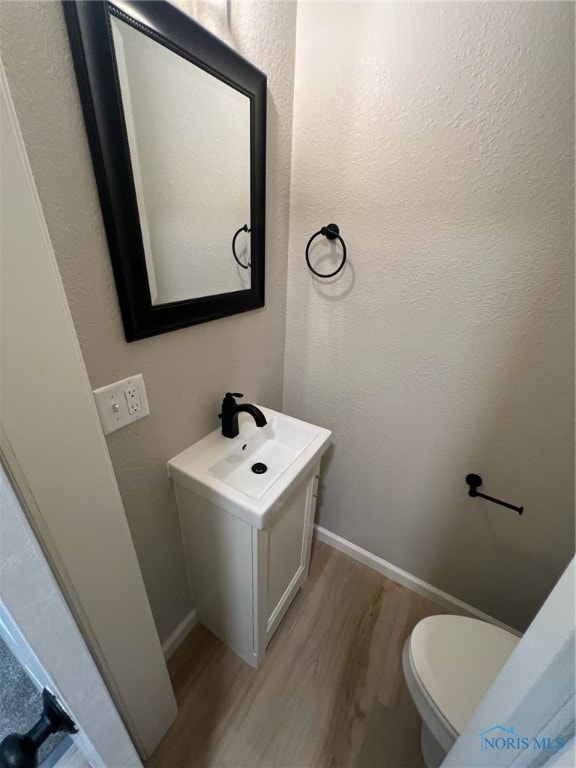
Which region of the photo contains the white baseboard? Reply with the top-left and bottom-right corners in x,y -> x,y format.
314,525 -> 521,637
161,609 -> 198,659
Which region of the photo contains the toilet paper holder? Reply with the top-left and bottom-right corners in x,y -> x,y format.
465,474 -> 524,515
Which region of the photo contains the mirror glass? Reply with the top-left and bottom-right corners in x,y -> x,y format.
63,0 -> 266,341
110,16 -> 251,304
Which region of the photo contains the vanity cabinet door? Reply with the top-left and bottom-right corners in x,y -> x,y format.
175,465 -> 321,667
263,465 -> 319,647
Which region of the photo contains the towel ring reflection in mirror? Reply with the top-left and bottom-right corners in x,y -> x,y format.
232,224 -> 251,269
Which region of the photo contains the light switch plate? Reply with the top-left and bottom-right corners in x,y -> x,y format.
93,373 -> 150,435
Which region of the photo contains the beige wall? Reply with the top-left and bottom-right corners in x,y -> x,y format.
284,1 -> 575,631
1,0 -> 297,645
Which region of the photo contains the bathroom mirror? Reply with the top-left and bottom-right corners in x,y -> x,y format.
63,0 -> 266,341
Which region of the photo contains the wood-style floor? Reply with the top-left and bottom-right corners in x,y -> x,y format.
148,541 -> 446,768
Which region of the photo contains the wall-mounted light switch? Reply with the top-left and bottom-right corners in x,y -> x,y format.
93,374 -> 150,435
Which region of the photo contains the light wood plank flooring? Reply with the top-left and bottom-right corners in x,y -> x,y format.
148,541 -> 446,768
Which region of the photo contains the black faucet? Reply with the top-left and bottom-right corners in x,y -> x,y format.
219,393 -> 267,438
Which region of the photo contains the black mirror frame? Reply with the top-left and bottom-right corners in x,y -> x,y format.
63,0 -> 266,341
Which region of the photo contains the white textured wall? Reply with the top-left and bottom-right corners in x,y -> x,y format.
0,0 -> 297,645
284,1 -> 575,630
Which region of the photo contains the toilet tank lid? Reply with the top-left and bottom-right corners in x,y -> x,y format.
409,615 -> 520,734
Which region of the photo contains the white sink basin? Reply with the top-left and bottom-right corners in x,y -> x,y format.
167,407 -> 331,529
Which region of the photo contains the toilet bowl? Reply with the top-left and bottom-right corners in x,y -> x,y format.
402,615 -> 519,768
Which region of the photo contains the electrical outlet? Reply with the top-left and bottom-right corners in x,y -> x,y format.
93,374 -> 149,435
125,386 -> 142,415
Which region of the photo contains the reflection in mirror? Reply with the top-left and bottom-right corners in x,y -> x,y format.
110,15 -> 251,304
63,0 -> 266,340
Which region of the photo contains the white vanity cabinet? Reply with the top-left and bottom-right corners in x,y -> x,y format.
167,405 -> 330,667
173,463 -> 320,667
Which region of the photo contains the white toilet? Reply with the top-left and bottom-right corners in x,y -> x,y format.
402,615 -> 520,768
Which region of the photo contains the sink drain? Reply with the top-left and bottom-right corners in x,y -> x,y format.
251,462 -> 268,474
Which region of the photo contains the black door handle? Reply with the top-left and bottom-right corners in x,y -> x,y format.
0,689 -> 77,768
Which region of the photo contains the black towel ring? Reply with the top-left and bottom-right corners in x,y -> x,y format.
232,224 -> 251,269
305,223 -> 347,278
